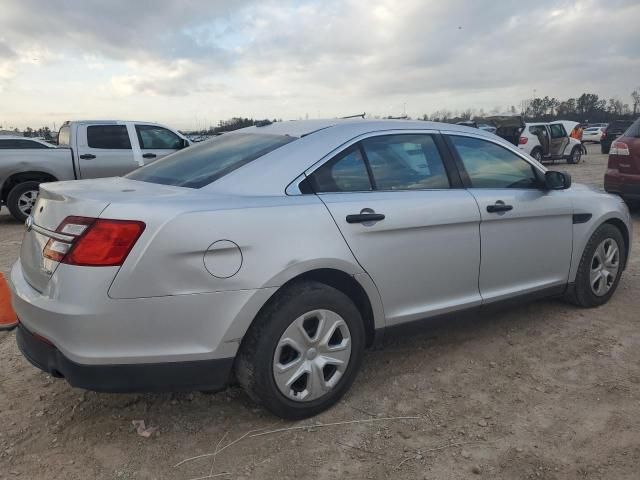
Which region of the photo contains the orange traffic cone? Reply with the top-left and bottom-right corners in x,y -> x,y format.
0,272 -> 18,331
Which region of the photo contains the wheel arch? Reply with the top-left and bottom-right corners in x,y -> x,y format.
1,171 -> 58,202
232,267 -> 384,355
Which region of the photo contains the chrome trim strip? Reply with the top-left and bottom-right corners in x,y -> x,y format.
31,224 -> 75,243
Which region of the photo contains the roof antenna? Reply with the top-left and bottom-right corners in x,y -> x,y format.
341,113 -> 366,119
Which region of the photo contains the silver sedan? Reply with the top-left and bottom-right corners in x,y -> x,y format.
9,119 -> 632,418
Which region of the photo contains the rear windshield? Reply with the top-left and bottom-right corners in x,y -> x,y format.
126,133 -> 295,188
623,118 -> 640,138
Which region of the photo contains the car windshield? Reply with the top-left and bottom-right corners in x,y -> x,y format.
126,133 -> 295,188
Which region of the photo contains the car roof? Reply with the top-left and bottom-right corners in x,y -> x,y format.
209,118 -> 518,196
239,118 -> 489,138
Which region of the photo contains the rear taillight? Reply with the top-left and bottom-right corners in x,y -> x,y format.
610,141 -> 630,156
519,136 -> 528,145
43,216 -> 145,266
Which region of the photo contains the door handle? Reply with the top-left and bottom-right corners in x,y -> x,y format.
486,203 -> 513,213
79,154 -> 96,160
346,213 -> 385,224
142,153 -> 157,159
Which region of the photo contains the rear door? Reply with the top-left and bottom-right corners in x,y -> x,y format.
549,123 -> 569,157
304,132 -> 482,325
134,124 -> 185,165
446,133 -> 573,302
75,124 -> 138,178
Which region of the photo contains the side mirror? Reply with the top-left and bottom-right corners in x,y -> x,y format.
545,170 -> 571,190
181,139 -> 190,149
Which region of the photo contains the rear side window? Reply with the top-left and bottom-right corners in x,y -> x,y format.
136,125 -> 183,149
624,118 -> 640,138
58,126 -> 70,146
87,125 -> 132,149
308,146 -> 372,193
361,135 -> 449,190
127,133 -> 295,188
0,139 -> 48,149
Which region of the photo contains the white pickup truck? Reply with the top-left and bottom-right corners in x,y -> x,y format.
0,120 -> 190,221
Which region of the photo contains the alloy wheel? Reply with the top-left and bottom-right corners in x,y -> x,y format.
17,190 -> 38,217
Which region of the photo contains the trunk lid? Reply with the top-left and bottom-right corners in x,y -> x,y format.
478,115 -> 526,146
20,177 -> 185,292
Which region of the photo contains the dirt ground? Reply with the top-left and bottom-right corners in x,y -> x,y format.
1,143 -> 639,480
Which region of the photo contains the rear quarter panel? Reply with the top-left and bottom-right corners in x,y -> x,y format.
0,149 -> 75,187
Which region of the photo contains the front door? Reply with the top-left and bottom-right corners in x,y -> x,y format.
549,123 -> 569,158
76,124 -> 138,178
305,133 -> 482,325
447,134 -> 573,302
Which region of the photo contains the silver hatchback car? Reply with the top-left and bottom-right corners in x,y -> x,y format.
10,119 -> 632,418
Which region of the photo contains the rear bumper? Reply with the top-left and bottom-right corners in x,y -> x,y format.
604,170 -> 640,200
17,323 -> 234,392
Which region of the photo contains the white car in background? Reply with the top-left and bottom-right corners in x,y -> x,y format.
518,122 -> 584,164
582,126 -> 606,143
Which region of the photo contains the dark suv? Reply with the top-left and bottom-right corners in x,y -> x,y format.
601,119 -> 635,154
604,117 -> 640,205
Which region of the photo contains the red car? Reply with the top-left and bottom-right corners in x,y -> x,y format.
604,117 -> 640,206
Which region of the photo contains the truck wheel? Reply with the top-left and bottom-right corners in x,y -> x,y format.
7,181 -> 41,222
235,280 -> 365,419
567,146 -> 581,164
531,148 -> 543,162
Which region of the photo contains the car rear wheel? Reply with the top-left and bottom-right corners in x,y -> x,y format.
567,146 -> 582,164
566,223 -> 626,308
235,280 -> 365,419
7,181 -> 41,222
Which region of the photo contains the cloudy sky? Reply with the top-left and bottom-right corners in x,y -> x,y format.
1,0 -> 639,130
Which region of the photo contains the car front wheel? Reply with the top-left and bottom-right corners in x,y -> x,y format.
235,280 -> 365,419
566,223 -> 626,307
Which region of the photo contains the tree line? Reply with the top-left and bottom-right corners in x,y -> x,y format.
426,90 -> 640,124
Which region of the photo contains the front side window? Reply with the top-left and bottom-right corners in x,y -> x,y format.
450,135 -> 539,189
136,125 -> 183,149
361,135 -> 449,190
127,133 -> 295,188
308,146 -> 372,193
87,125 -> 132,149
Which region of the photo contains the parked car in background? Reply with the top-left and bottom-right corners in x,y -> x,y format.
0,136 -> 56,149
604,117 -> 640,206
582,126 -> 606,143
9,119 -> 631,419
0,120 -> 190,221
478,124 -> 497,134
601,120 -> 635,154
518,122 -> 584,163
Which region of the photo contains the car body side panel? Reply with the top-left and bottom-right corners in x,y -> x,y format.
106,194 -> 370,296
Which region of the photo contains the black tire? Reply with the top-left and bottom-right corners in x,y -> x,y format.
601,143 -> 610,155
567,146 -> 581,164
7,181 -> 41,222
531,148 -> 543,162
565,223 -> 626,308
235,280 -> 365,419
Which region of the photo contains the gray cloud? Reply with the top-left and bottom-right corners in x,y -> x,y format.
0,0 -> 639,114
